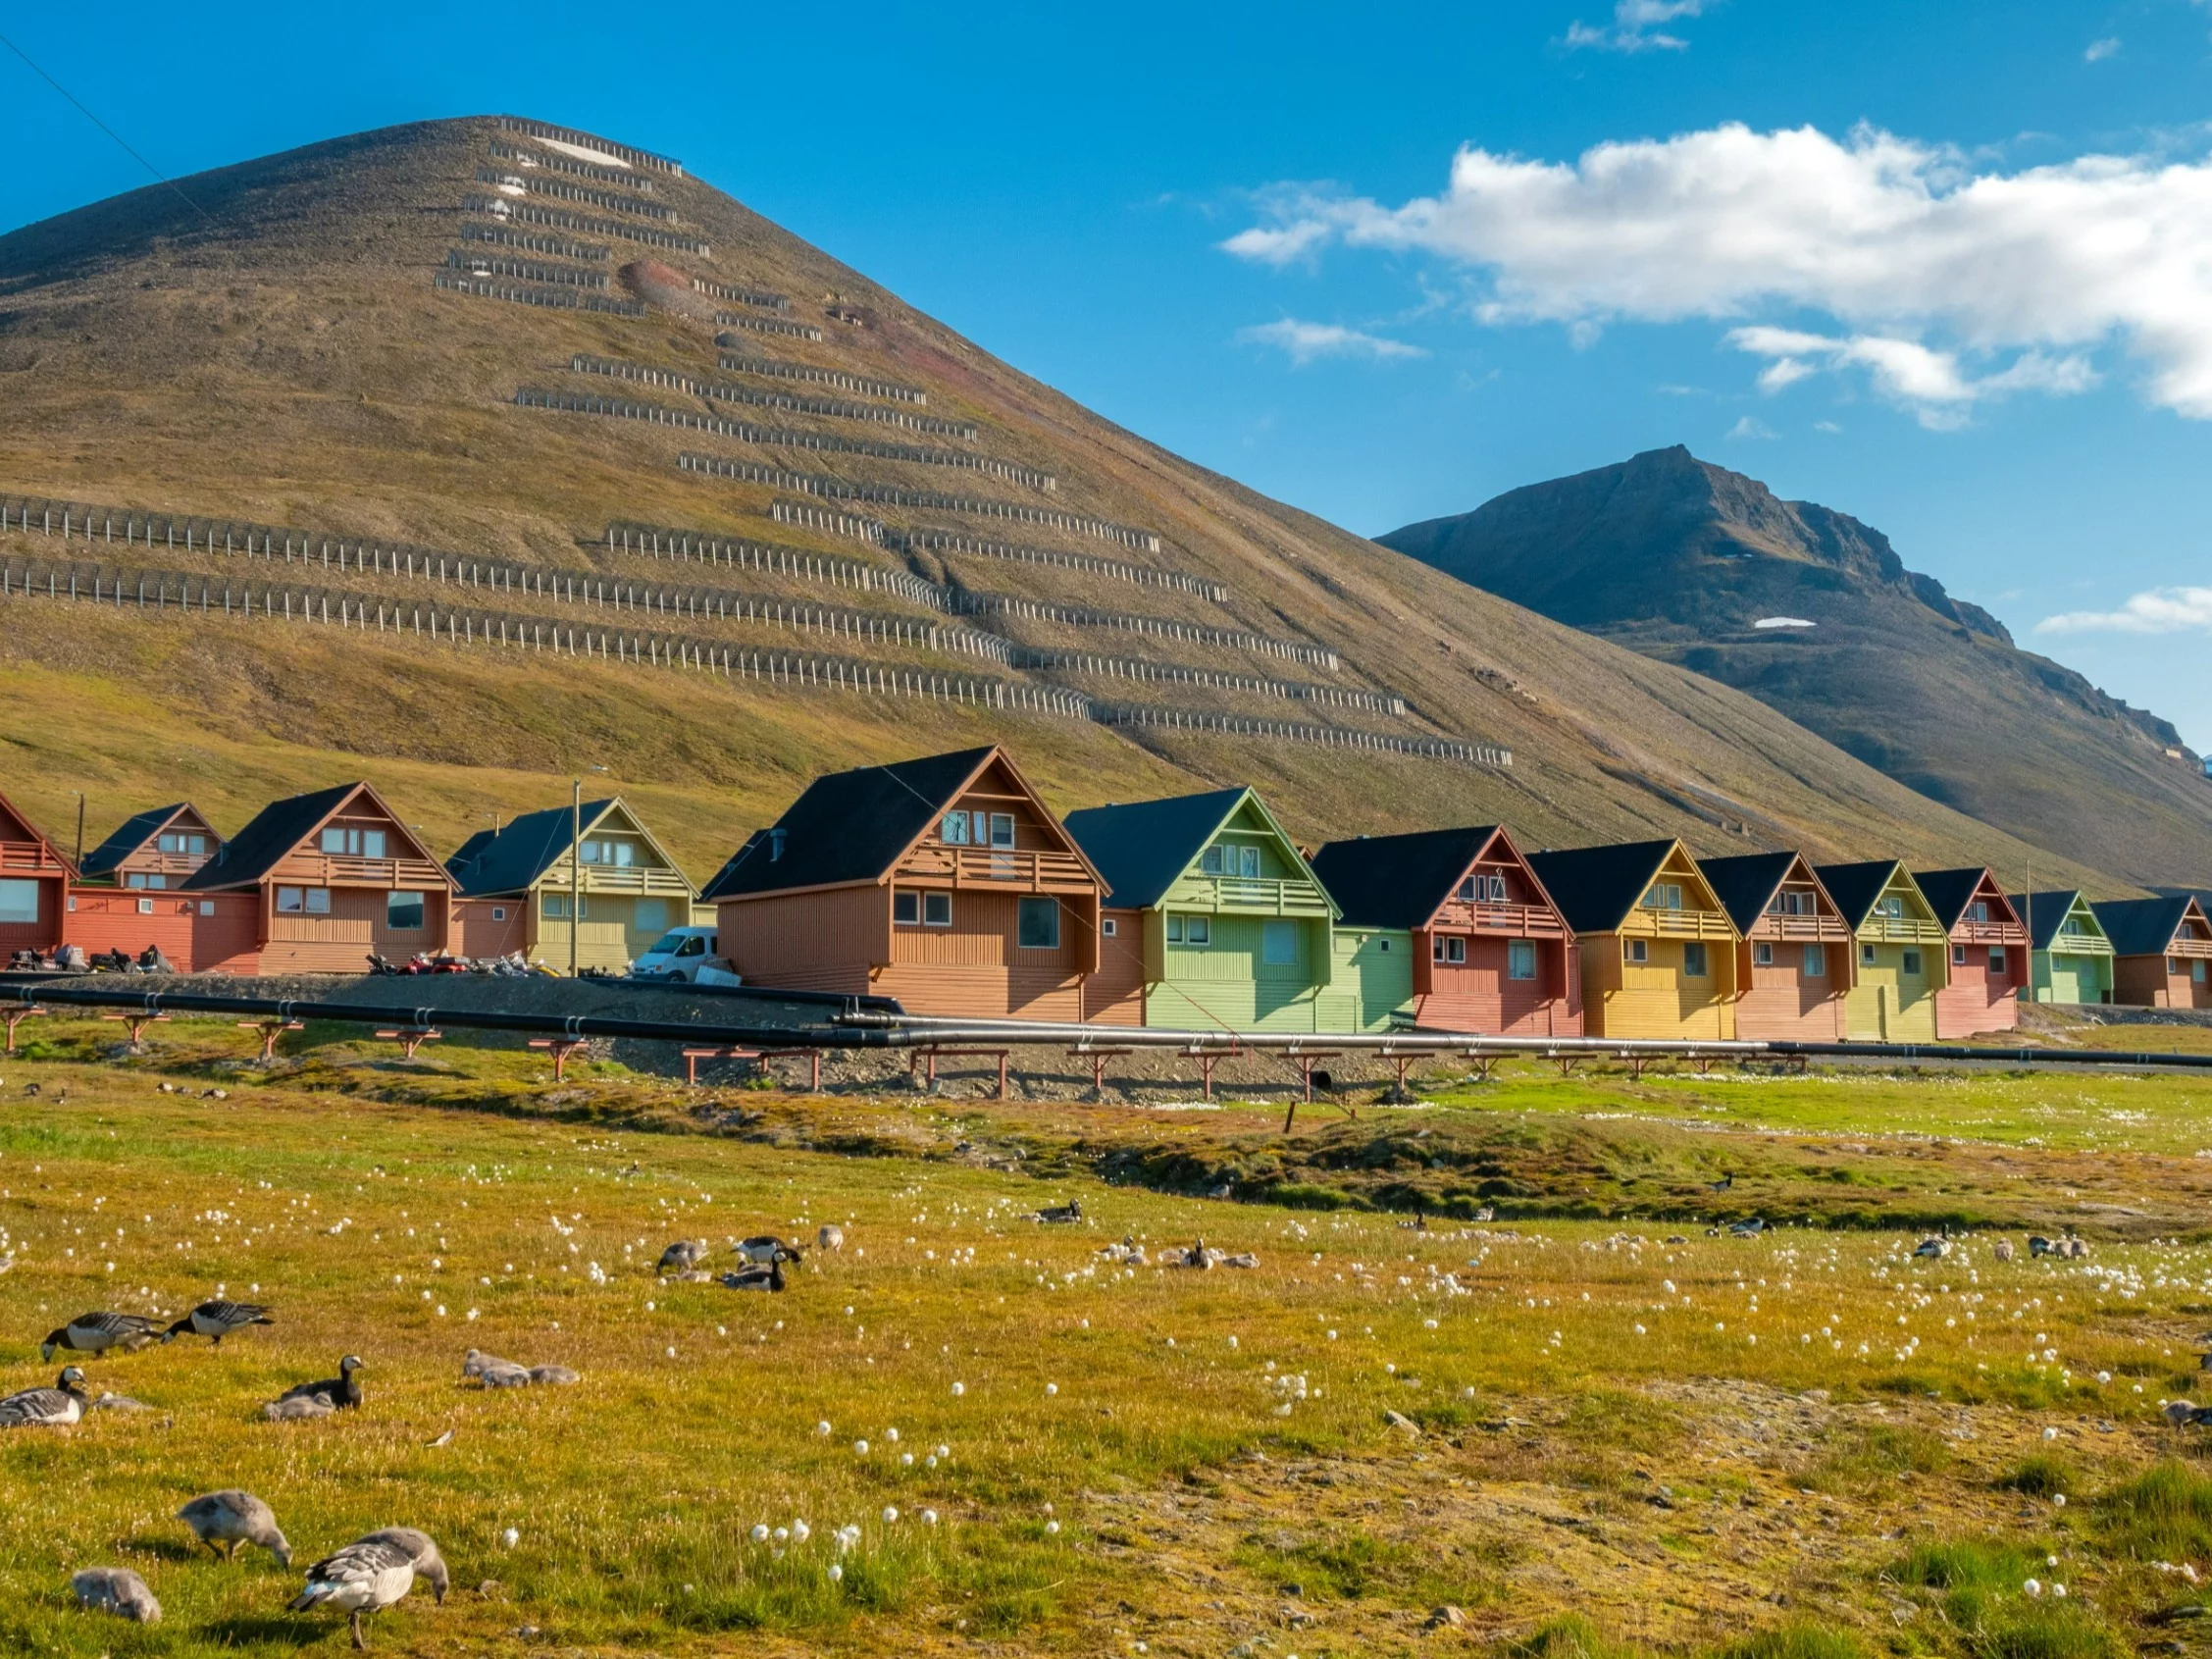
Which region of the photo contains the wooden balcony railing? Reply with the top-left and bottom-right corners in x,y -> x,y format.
1641,908 -> 1737,941
276,853 -> 450,890
124,851 -> 212,880
0,840 -> 68,876
898,845 -> 1096,894
1951,919 -> 2028,946
570,863 -> 696,898
1859,915 -> 1950,946
2166,935 -> 2212,959
2044,931 -> 2114,957
1433,900 -> 1568,937
1751,912 -> 1852,941
1181,873 -> 1335,917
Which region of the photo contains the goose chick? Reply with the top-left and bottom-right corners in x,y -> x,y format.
720,1259 -> 787,1292
178,1490 -> 291,1565
280,1355 -> 364,1410
42,1310 -> 163,1361
72,1566 -> 161,1623
816,1223 -> 846,1252
264,1393 -> 334,1422
479,1363 -> 532,1388
0,1366 -> 91,1426
528,1364 -> 581,1385
461,1348 -> 518,1379
655,1239 -> 708,1276
90,1390 -> 159,1413
289,1535 -> 419,1648
355,1528 -> 448,1605
164,1299 -> 275,1345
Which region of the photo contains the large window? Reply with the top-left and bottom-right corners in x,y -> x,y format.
127,873 -> 168,890
989,813 -> 1015,850
923,892 -> 952,927
1166,914 -> 1209,947
1682,942 -> 1710,978
320,826 -> 388,858
1261,920 -> 1299,966
1803,944 -> 1826,977
1017,897 -> 1060,950
940,811 -> 972,846
387,892 -> 427,931
543,894 -> 588,920
2195,959 -> 2207,984
1642,883 -> 1683,910
1433,935 -> 1466,964
1988,946 -> 2007,975
0,879 -> 38,924
276,886 -> 333,914
1878,896 -> 1906,919
1508,941 -> 1537,980
157,831 -> 207,855
894,891 -> 920,925
1970,900 -> 1990,923
1902,949 -> 1924,977
581,838 -> 637,867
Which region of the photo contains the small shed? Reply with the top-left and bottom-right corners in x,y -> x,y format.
2093,895 -> 2211,1011
1699,851 -> 1853,1040
1914,867 -> 2029,1037
2020,890 -> 2115,1007
1524,840 -> 1739,1040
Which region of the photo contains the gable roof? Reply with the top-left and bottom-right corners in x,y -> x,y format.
1913,867 -> 2015,931
1697,851 -> 1814,936
78,803 -> 201,880
0,787 -> 65,863
1310,825 -> 1515,931
1523,839 -> 1682,934
2020,890 -> 2100,951
1812,859 -> 1914,930
1062,788 -> 1251,912
701,747 -> 1096,902
181,782 -> 442,892
2091,895 -> 2204,958
446,799 -> 667,897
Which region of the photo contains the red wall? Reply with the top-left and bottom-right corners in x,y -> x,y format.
454,899 -> 530,960
0,873 -> 67,956
1935,942 -> 2024,1037
1410,934 -> 1581,1035
64,889 -> 262,973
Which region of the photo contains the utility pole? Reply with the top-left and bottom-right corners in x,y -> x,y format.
73,793 -> 85,866
569,778 -> 583,978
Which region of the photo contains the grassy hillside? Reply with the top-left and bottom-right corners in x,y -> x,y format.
0,118 -> 2127,888
1382,446 -> 2212,890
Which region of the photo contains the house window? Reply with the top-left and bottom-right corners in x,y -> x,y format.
923,892 -> 952,927
1201,845 -> 1227,876
1878,896 -> 1905,919
2195,960 -> 2207,984
1971,901 -> 1990,923
1624,938 -> 1648,964
940,811 -> 972,846
1186,915 -> 1210,946
491,907 -> 507,922
387,892 -> 427,931
157,831 -> 207,855
1457,876 -> 1477,903
127,872 -> 145,889
581,838 -> 637,867
1017,897 -> 1060,950
1642,883 -> 1683,910
989,813 -> 1015,850
1241,845 -> 1261,879
1903,950 -> 1925,976
320,826 -> 387,857
1434,935 -> 1466,964
1508,940 -> 1537,980
1953,945 -> 1967,965
136,898 -> 154,915
1753,941 -> 1775,967
1261,920 -> 1299,965
894,891 -> 920,925
1683,942 -> 1710,978
1861,944 -> 1877,965
1489,874 -> 1508,902
544,894 -> 588,920
1166,914 -> 1183,944
198,901 -> 214,917
1102,917 -> 1117,938
1803,944 -> 1826,977
276,886 -> 331,914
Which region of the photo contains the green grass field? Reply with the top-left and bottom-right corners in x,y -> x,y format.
6,1013 -> 2212,1656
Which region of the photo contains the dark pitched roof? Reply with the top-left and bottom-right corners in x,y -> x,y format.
1309,826 -> 1506,930
1523,840 -> 1678,934
2091,896 -> 2198,958
1062,788 -> 1248,912
1812,860 -> 1903,929
181,783 -> 361,891
2019,890 -> 2092,951
1914,867 -> 2002,931
2155,886 -> 2212,911
700,748 -> 1000,901
446,800 -> 618,897
1696,852 -> 1806,936
77,804 -> 192,880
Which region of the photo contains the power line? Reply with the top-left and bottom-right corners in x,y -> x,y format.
0,27 -> 217,229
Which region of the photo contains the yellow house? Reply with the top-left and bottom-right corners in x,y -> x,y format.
1525,840 -> 1738,1039
1814,860 -> 1951,1041
446,798 -> 708,972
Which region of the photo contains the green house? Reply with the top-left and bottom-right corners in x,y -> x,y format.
2021,889 -> 2115,1006
1064,787 -> 1393,1032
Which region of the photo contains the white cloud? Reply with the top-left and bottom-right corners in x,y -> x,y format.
1223,121 -> 2212,419
1235,318 -> 1427,365
1725,414 -> 1778,440
1565,0 -> 1709,52
2084,36 -> 2121,61
2035,586 -> 2212,635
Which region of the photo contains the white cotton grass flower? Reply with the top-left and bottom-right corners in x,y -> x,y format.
1045,1519 -> 1060,1534
923,1509 -> 940,1526
883,1507 -> 900,1524
828,1563 -> 844,1583
1046,1382 -> 1058,1396
502,1528 -> 520,1549
816,1421 -> 833,1437
2024,1580 -> 2043,1597
749,1524 -> 770,1543
2044,1426 -> 2060,1441
952,1381 -> 965,1396
853,1439 -> 869,1455
792,1520 -> 811,1543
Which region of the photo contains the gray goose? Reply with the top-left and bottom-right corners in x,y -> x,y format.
656,1238 -> 708,1276
280,1355 -> 364,1410
165,1299 -> 275,1345
42,1310 -> 164,1361
72,1566 -> 161,1623
355,1528 -> 448,1604
0,1366 -> 91,1426
288,1535 -> 420,1648
178,1489 -> 291,1565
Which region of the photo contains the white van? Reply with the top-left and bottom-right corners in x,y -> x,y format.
628,925 -> 742,986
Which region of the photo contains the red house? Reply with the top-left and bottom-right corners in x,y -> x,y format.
66,804 -> 260,971
1309,824 -> 1581,1035
2095,895 -> 2212,1011
1699,851 -> 1853,1040
1915,867 -> 2029,1037
0,789 -> 71,962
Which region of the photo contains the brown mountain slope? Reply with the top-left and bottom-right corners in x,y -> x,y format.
0,117 -> 2119,891
1381,446 -> 2211,891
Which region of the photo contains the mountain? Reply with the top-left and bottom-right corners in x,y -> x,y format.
0,118 -> 2123,891
1380,447 -> 2211,891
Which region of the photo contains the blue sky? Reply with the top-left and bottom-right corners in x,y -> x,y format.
5,2 -> 2210,746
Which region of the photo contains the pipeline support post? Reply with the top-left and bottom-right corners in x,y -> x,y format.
100,1011 -> 171,1052
374,1027 -> 441,1061
235,1018 -> 302,1063
4,1004 -> 47,1054
532,1037 -> 595,1082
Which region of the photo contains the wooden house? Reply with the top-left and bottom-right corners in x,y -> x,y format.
448,798 -> 705,970
702,747 -> 1104,1018
180,783 -> 455,974
2020,890 -> 2115,1006
0,788 -> 71,960
1813,861 -> 1951,1041
1698,852 -> 1852,1040
1064,788 -> 1349,1031
1915,867 -> 2029,1037
1523,840 -> 1738,1039
65,804 -> 258,971
1309,825 -> 1580,1035
2093,895 -> 2212,1011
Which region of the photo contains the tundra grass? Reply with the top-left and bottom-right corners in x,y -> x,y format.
2,1025 -> 2212,1655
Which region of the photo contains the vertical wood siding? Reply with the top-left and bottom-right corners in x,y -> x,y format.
1731,941 -> 1849,1040
1409,935 -> 1582,1036
1935,944 -> 2023,1036
1084,907 -> 1146,1025
1575,932 -> 1737,1039
1842,943 -> 1941,1041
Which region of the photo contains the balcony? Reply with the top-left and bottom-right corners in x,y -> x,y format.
288,853 -> 450,890
1640,907 -> 1737,940
1433,900 -> 1568,937
126,851 -> 212,881
1951,918 -> 2028,946
1751,912 -> 1852,941
569,863 -> 696,898
898,845 -> 1096,895
1859,915 -> 1950,946
1179,873 -> 1335,917
0,839 -> 68,876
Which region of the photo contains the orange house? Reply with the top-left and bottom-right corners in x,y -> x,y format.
1309,824 -> 1580,1034
0,789 -> 71,961
702,747 -> 1106,1018
65,804 -> 260,971
1699,851 -> 1853,1040
181,783 -> 455,974
1916,867 -> 2029,1036
2095,896 -> 2212,1011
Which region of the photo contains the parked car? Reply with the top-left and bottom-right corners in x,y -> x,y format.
628,926 -> 742,986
